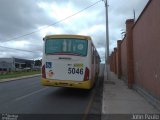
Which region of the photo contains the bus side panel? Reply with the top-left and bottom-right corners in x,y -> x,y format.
90,43 -> 100,87
89,42 -> 96,87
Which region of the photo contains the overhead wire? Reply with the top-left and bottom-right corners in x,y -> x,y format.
0,0 -> 101,52
1,0 -> 101,43
0,45 -> 40,53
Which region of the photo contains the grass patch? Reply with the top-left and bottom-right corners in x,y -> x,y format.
0,71 -> 41,80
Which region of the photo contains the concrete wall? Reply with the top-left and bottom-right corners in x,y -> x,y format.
133,0 -> 160,100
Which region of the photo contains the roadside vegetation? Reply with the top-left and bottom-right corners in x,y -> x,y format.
0,70 -> 41,80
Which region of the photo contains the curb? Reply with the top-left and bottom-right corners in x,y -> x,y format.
0,74 -> 41,83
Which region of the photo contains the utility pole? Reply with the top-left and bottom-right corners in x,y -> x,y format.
103,0 -> 109,80
104,0 -> 109,61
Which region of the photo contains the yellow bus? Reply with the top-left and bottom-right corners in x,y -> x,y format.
41,34 -> 100,89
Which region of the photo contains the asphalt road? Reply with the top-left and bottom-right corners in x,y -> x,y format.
0,64 -> 105,120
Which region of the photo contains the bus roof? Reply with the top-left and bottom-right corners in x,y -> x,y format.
43,34 -> 91,41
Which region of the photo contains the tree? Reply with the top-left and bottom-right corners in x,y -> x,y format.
34,60 -> 42,66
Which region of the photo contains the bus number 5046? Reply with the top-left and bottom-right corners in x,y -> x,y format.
68,68 -> 83,75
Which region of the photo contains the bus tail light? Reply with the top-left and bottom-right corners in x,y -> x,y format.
84,67 -> 89,81
42,65 -> 46,78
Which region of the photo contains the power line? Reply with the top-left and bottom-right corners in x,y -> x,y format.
0,45 -> 40,53
1,0 -> 101,43
0,0 -> 101,53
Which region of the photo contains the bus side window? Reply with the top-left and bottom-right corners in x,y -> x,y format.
92,46 -> 94,64
94,48 -> 96,64
96,53 -> 98,64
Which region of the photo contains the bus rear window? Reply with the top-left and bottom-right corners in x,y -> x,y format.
45,38 -> 88,56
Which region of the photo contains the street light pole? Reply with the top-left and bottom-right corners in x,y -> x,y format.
104,0 -> 109,63
103,0 -> 109,80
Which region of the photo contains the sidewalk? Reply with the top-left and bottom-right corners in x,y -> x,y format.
102,66 -> 160,115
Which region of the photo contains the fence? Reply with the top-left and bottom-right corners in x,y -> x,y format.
108,0 -> 160,102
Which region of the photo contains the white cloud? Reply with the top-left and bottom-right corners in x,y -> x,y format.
38,26 -> 63,37
0,0 -> 149,63
37,1 -> 76,24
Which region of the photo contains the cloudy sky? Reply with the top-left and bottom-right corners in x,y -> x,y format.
0,0 -> 148,63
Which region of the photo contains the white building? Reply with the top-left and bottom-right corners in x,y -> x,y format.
0,58 -> 34,72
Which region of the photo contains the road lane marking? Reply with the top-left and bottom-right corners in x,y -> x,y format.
15,87 -> 48,101
82,89 -> 96,120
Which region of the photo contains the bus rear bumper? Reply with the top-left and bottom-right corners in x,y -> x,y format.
41,78 -> 92,89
